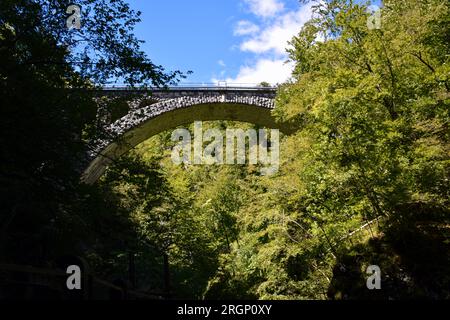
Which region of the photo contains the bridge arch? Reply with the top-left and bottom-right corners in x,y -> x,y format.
82,91 -> 293,184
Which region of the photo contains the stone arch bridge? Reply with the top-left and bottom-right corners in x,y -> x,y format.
82,86 -> 294,184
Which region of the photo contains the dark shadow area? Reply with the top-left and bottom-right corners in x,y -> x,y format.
328,204 -> 450,300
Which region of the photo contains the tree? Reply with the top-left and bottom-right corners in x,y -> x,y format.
205,0 -> 449,299
0,0 -> 184,264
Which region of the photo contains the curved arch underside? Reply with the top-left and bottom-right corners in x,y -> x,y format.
82,97 -> 293,184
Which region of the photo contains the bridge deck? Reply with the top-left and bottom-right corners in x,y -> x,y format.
98,84 -> 277,92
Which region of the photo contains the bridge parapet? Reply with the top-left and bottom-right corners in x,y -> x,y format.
95,86 -> 277,125
97,85 -> 277,100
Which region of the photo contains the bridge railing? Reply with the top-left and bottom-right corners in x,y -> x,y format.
100,82 -> 278,91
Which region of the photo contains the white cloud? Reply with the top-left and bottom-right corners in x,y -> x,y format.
214,59 -> 294,85
244,0 -> 284,18
214,1 -> 313,86
240,4 -> 313,55
234,20 -> 260,36
218,60 -> 226,67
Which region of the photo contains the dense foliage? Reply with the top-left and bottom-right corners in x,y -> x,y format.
1,0 -> 448,299
102,0 -> 449,299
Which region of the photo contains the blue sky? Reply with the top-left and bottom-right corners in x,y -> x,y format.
128,0 -> 380,85
129,0 -> 314,85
